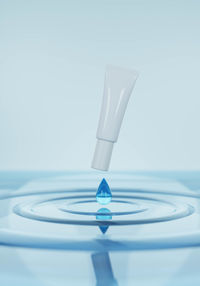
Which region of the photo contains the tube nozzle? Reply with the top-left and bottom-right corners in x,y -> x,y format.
91,139 -> 114,171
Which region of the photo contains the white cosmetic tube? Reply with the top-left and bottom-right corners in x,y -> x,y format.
91,65 -> 139,171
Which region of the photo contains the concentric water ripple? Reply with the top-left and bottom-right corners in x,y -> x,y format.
1,175 -> 200,251
13,192 -> 194,225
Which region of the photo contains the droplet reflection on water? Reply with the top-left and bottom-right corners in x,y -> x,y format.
96,208 -> 112,234
96,178 -> 112,205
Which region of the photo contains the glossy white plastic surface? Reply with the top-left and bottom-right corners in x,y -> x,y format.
92,139 -> 114,171
92,65 -> 139,171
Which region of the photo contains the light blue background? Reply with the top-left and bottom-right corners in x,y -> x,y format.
0,0 -> 200,170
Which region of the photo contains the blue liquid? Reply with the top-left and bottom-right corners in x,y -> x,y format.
96,178 -> 112,205
96,208 -> 112,234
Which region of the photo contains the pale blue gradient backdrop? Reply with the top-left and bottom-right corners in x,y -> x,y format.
0,0 -> 200,170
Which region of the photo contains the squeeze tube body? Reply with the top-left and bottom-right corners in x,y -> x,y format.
92,65 -> 139,171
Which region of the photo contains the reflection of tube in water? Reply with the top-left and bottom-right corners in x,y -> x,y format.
91,252 -> 118,286
92,65 -> 139,171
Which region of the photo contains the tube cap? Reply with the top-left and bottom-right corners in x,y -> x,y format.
91,139 -> 114,171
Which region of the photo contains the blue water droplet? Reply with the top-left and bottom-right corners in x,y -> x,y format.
96,178 -> 112,205
96,208 -> 112,234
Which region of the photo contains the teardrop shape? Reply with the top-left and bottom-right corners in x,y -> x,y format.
96,178 -> 112,205
96,208 -> 112,234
